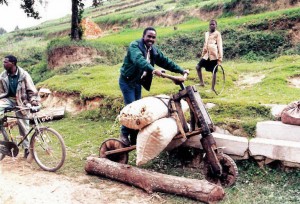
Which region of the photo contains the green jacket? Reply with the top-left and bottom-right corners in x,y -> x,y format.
120,39 -> 184,90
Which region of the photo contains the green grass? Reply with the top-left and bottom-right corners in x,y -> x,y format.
44,116 -> 300,203
37,55 -> 300,137
38,55 -> 300,104
38,64 -> 122,98
47,116 -> 119,176
95,7 -> 300,46
0,1 -> 299,202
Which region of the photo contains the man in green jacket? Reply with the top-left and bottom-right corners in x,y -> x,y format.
119,27 -> 189,146
0,55 -> 40,158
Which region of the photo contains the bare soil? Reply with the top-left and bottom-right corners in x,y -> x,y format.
47,46 -> 98,69
288,75 -> 300,88
235,73 -> 265,89
0,156 -> 163,204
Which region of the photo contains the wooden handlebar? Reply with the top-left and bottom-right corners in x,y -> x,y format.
160,72 -> 188,83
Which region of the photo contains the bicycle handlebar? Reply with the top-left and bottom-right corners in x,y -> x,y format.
160,72 -> 188,90
15,105 -> 41,113
160,72 -> 188,83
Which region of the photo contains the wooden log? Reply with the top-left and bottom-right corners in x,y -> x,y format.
85,157 -> 225,203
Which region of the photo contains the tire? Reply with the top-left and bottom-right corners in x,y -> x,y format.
203,153 -> 238,187
0,129 -> 9,161
99,138 -> 129,164
30,127 -> 66,172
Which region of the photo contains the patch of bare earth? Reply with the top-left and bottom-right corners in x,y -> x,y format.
47,46 -> 98,69
0,157 -> 163,204
235,73 -> 265,89
40,91 -> 102,114
288,75 -> 300,88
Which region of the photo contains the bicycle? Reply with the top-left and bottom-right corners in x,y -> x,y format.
0,105 -> 66,172
99,72 -> 238,187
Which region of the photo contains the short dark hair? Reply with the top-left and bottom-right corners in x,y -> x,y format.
143,27 -> 156,37
210,19 -> 217,25
5,55 -> 17,65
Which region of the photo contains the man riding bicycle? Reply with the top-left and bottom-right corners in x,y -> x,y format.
0,55 -> 40,159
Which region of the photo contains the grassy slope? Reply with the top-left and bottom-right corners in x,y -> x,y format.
1,1 -> 300,203
38,55 -> 300,104
47,116 -> 300,204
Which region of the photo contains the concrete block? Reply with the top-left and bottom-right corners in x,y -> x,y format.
182,133 -> 249,157
213,133 -> 249,157
249,138 -> 300,163
256,121 -> 300,142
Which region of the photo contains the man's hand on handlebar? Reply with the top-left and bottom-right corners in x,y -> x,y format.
152,69 -> 163,76
182,69 -> 189,80
183,69 -> 190,75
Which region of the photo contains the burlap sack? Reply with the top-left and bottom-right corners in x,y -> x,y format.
281,101 -> 300,125
136,117 -> 179,166
119,95 -> 189,130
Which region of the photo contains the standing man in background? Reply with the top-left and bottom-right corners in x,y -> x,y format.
119,27 -> 189,146
0,55 -> 40,158
196,19 -> 223,88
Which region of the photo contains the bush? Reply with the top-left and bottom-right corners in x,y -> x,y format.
158,28 -> 291,62
28,61 -> 54,84
223,29 -> 290,61
159,32 -> 203,61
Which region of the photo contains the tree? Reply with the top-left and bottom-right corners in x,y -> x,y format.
0,0 -> 103,40
14,26 -> 20,31
0,27 -> 7,35
71,0 -> 84,40
0,0 -> 40,19
20,0 -> 41,19
71,0 -> 105,40
92,0 -> 104,7
0,0 -> 8,6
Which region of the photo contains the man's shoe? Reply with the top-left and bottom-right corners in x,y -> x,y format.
24,148 -> 30,159
119,134 -> 130,146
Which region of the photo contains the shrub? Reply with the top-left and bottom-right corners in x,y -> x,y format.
28,61 -> 54,84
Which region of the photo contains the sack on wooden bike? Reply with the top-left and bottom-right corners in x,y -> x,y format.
136,117 -> 179,166
281,101 -> 300,126
119,95 -> 188,130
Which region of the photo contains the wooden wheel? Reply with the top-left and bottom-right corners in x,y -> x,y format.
203,153 -> 238,187
99,139 -> 129,164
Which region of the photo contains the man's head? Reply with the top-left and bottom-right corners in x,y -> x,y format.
3,55 -> 17,72
209,20 -> 217,32
142,27 -> 156,48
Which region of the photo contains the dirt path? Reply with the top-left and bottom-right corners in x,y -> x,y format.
0,157 -> 164,204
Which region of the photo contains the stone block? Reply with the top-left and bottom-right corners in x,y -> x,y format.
212,133 -> 249,157
256,121 -> 300,142
181,133 -> 249,157
249,138 -> 300,163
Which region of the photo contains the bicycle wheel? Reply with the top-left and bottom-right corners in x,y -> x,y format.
30,127 -> 66,172
0,129 -> 9,161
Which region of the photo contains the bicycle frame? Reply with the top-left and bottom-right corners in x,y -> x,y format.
1,106 -> 66,172
162,73 -> 223,176
0,108 -> 42,157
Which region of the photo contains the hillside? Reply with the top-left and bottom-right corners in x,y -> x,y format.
1,1 -> 300,203
0,0 -> 300,136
